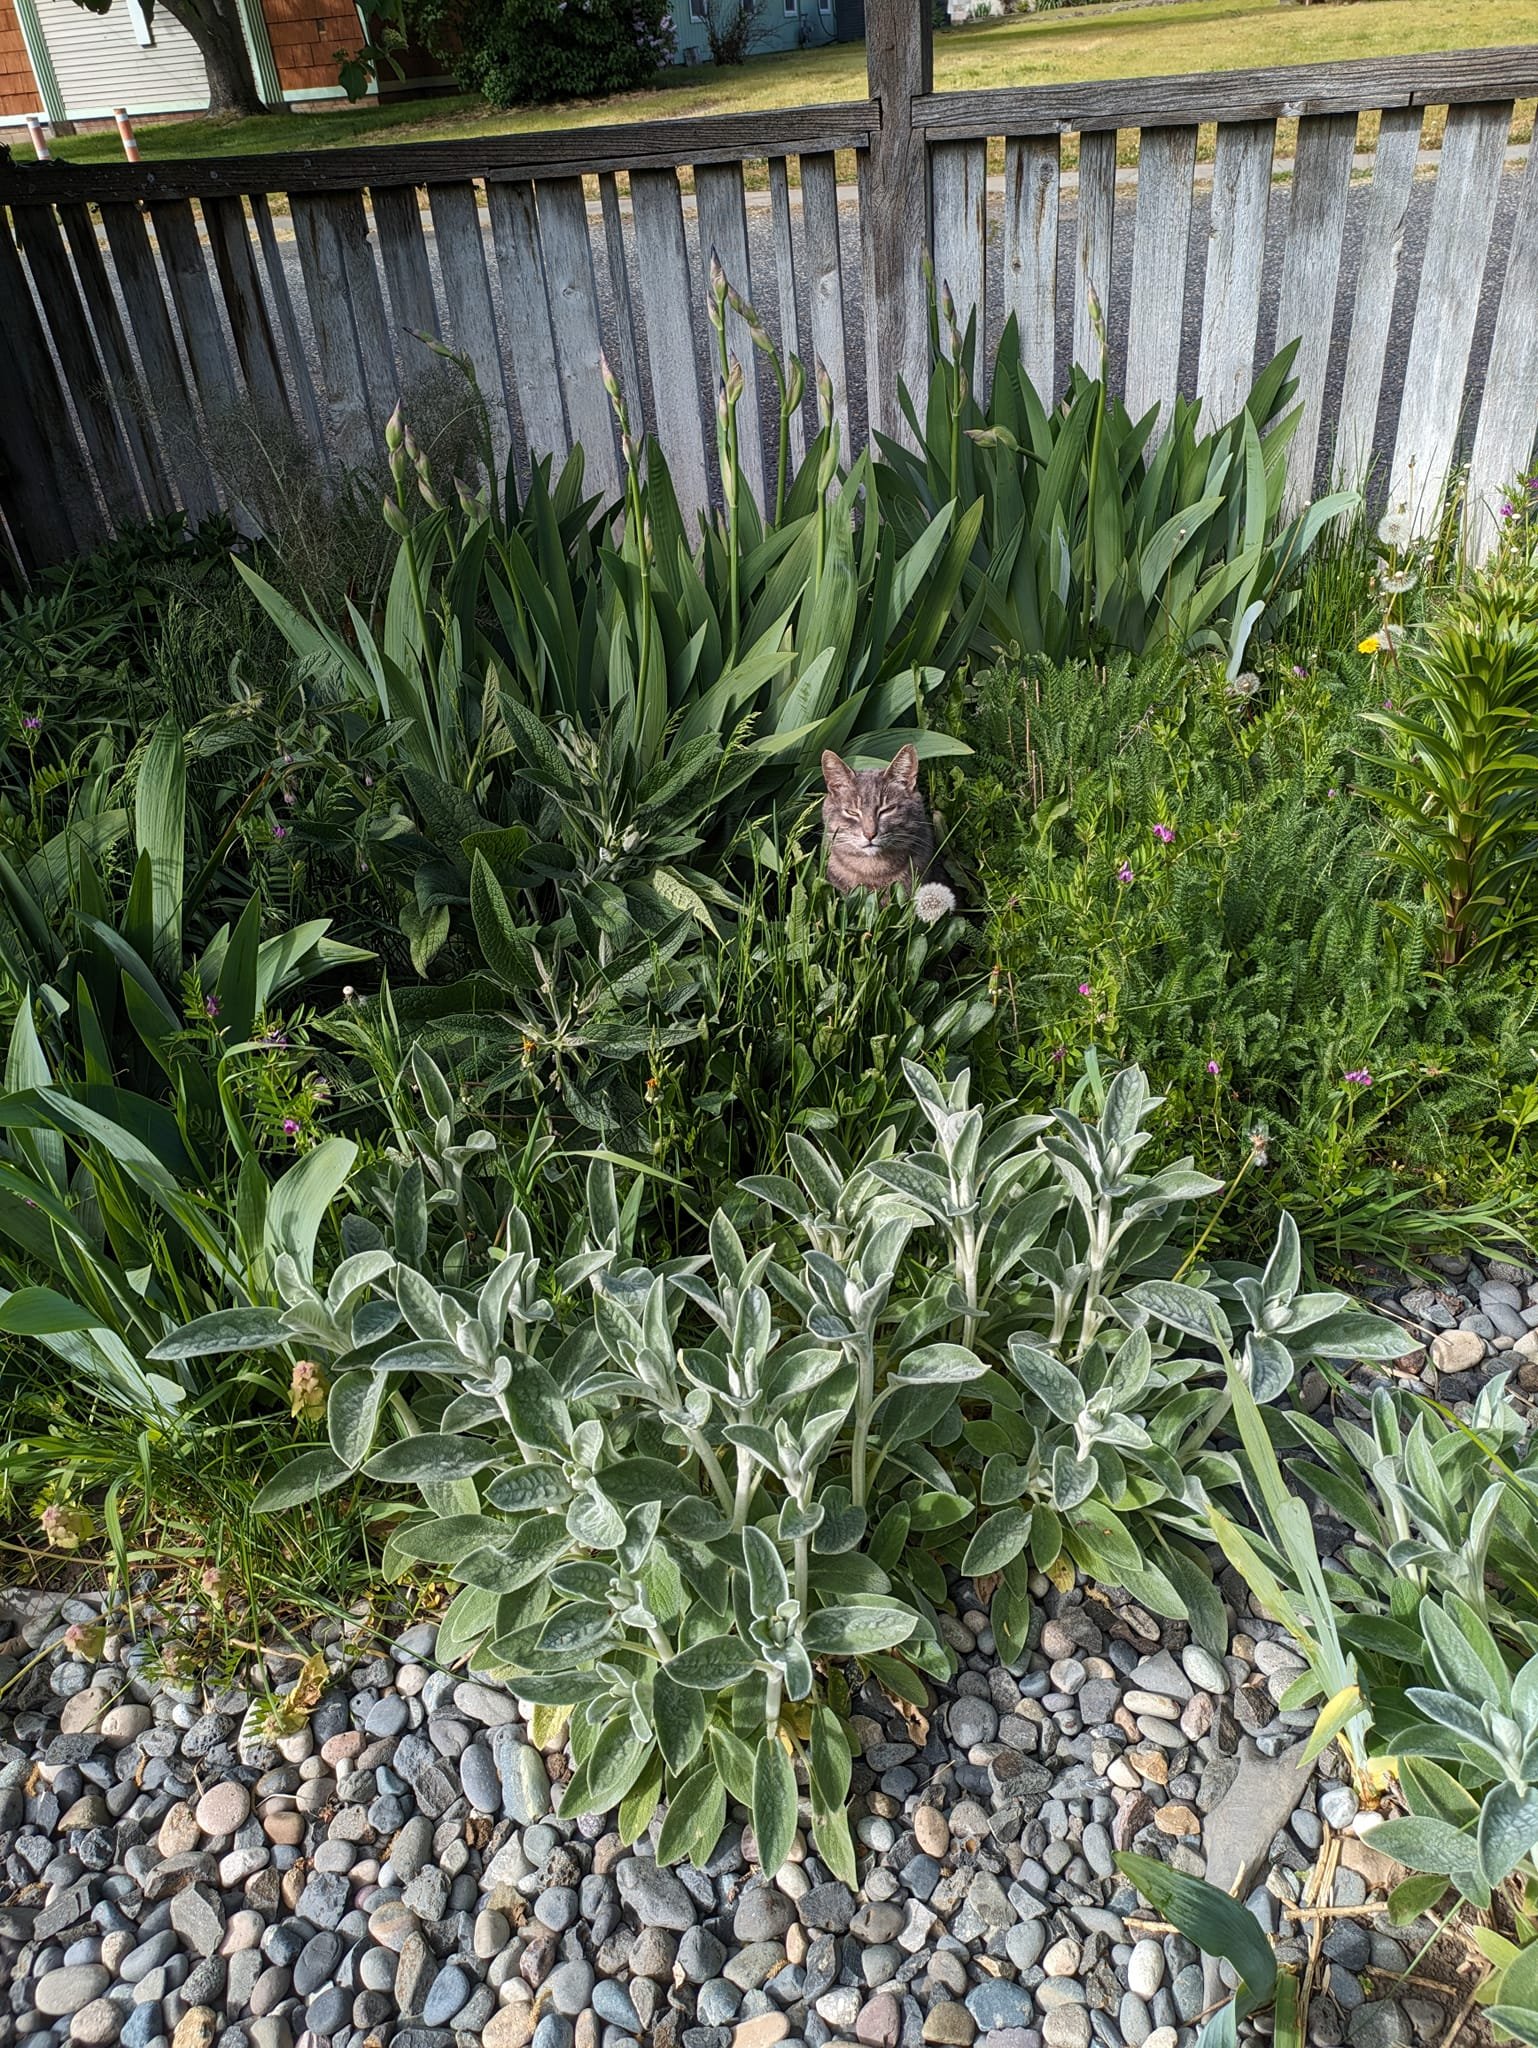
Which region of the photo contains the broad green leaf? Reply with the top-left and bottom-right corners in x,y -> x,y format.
752,1733 -> 798,1875
1116,1851 -> 1276,2019
364,1434 -> 501,1486
147,1307 -> 288,1361
962,1506 -> 1033,1577
802,1605 -> 918,1656
668,1636 -> 758,1689
254,1449 -> 352,1514
328,1369 -> 388,1468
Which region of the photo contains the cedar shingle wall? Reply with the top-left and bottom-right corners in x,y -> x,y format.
0,0 -> 39,116
262,0 -> 363,91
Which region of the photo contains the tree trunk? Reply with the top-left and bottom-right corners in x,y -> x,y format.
159,0 -> 270,114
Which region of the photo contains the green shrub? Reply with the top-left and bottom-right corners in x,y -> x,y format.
948,646 -> 1538,1261
147,1056 -> 1390,1873
410,0 -> 673,104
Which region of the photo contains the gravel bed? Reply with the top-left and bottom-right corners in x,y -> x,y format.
1353,1252 -> 1538,1404
0,1550 -> 1453,2048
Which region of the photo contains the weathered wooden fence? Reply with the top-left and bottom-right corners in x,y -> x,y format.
0,5 -> 1535,571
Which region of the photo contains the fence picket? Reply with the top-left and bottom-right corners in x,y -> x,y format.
1465,139 -> 1538,555
628,166 -> 710,525
204,195 -> 290,427
1073,128 -> 1117,377
1272,113 -> 1357,511
250,193 -> 324,447
1124,126 -> 1197,428
800,151 -> 853,458
696,158 -> 767,506
767,156 -> 807,479
149,199 -> 241,417
12,203 -> 143,525
599,171 -> 645,439
1331,107 -> 1422,494
488,181 -> 563,476
0,208 -> 100,559
290,193 -> 374,471
57,201 -> 176,519
1002,135 -> 1059,401
371,183 -> 441,363
538,176 -> 621,503
929,138 -> 987,395
331,191 -> 398,444
429,182 -> 511,476
1389,100 -> 1514,530
1195,120 -> 1274,428
99,201 -> 219,519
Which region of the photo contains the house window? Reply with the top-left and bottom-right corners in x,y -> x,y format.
125,0 -> 154,43
783,0 -> 797,14
689,0 -> 706,19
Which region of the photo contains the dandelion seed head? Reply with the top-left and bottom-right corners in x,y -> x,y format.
914,881 -> 957,925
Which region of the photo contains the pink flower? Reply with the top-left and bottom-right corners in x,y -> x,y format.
1078,982 -> 1092,997
1206,1059 -> 1220,1076
204,996 -> 219,1019
1152,824 -> 1174,844
272,823 -> 288,841
1344,1069 -> 1373,1088
1292,665 -> 1308,679
23,714 -> 41,730
1501,501 -> 1516,519
1051,1045 -> 1065,1064
282,1117 -> 300,1135
1116,863 -> 1134,884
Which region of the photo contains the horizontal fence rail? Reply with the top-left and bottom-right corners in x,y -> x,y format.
1,24 -> 1536,573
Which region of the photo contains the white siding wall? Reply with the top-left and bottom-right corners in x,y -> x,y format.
34,0 -> 208,118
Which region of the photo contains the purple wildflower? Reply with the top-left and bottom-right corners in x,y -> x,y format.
1116,863 -> 1134,884
282,1117 -> 300,1135
1152,824 -> 1174,844
272,823 -> 288,841
1078,982 -> 1092,997
1344,1069 -> 1373,1088
1051,1045 -> 1065,1064
23,714 -> 40,730
1292,665 -> 1308,679
204,996 -> 219,1019
1501,501 -> 1516,519
1207,1059 -> 1220,1076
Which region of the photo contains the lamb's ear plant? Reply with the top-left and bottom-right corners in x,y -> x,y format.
195,1151 -> 971,1880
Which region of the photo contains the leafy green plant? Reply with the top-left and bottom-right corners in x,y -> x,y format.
1360,573 -> 1538,969
235,324 -> 978,984
879,298 -> 1355,672
1116,1851 -> 1291,2048
194,1056 -> 1401,1841
952,642 -> 1538,1264
182,1149 -> 966,1879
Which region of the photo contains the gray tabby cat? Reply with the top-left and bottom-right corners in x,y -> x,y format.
821,744 -> 940,899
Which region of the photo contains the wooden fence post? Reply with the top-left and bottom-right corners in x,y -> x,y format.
862,0 -> 932,445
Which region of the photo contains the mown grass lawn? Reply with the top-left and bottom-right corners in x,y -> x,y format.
20,0 -> 1538,165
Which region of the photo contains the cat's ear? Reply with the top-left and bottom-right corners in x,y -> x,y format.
887,743 -> 920,792
821,750 -> 854,795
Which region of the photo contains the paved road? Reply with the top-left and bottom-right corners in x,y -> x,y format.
251,159 -> 1531,506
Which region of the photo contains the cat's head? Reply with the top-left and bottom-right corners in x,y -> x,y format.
821,744 -> 925,862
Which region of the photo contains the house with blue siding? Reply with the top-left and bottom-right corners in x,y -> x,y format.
668,0 -> 861,64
